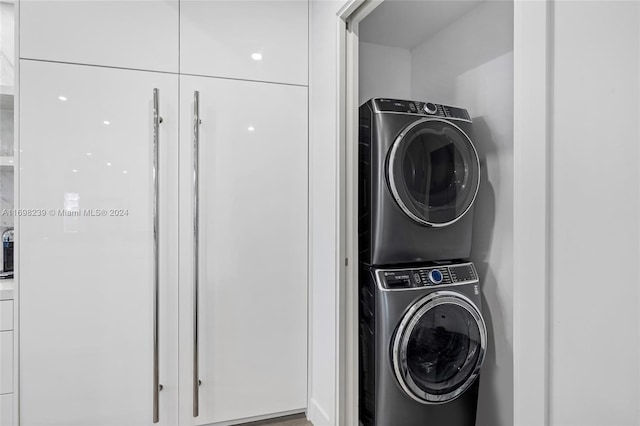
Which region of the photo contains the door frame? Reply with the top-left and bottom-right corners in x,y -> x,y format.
13,0 -> 21,423
334,1 -> 552,425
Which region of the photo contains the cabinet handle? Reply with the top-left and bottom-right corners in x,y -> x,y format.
193,90 -> 201,418
153,88 -> 162,424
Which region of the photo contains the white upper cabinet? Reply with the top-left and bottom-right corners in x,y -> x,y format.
19,60 -> 179,425
180,0 -> 308,85
20,1 -> 179,73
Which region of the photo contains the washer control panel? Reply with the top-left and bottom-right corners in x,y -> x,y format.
373,98 -> 471,121
379,263 -> 477,289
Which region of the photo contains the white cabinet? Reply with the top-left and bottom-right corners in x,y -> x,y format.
19,60 -> 179,425
0,299 -> 13,425
20,1 -> 179,73
0,394 -> 11,426
18,3 -> 309,425
18,60 -> 308,426
180,0 -> 308,85
177,76 -> 308,425
19,0 -> 308,81
0,302 -> 11,332
0,332 -> 11,395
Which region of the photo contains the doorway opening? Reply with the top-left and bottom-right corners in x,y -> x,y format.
336,1 -> 516,425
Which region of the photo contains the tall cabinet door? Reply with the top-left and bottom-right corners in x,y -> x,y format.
20,1 -> 179,72
19,60 -> 179,425
178,76 -> 308,425
180,0 -> 308,85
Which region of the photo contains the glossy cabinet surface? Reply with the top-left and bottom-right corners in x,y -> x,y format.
20,1 -> 179,72
19,60 -> 179,425
0,332 -> 11,395
0,301 -> 12,425
178,76 -> 308,424
180,0 -> 308,85
0,394 -> 11,426
0,302 -> 11,332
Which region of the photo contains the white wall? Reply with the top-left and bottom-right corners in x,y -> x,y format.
308,1 -> 348,425
358,41 -> 410,105
549,2 -> 640,425
409,2 -> 514,425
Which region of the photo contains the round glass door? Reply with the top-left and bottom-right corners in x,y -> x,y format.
392,291 -> 487,404
387,119 -> 480,227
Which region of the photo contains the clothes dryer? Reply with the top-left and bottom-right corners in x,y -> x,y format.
359,98 -> 480,265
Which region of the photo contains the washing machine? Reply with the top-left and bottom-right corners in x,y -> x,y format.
359,261 -> 486,426
359,98 -> 481,265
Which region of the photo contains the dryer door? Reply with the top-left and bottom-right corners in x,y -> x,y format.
387,118 -> 480,227
392,291 -> 487,404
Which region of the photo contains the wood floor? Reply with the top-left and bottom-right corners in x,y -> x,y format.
242,413 -> 312,426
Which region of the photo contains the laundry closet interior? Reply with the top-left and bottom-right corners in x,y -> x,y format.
354,1 -> 514,425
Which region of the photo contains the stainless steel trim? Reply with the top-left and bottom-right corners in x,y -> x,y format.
387,118 -> 481,228
391,291 -> 487,404
192,90 -> 201,418
373,263 -> 477,292
152,88 -> 161,424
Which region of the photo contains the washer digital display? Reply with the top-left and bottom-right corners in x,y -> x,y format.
449,265 -> 474,282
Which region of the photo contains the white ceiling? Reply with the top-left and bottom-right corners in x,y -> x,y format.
359,0 -> 483,50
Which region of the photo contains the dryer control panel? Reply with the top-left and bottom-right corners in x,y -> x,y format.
373,98 -> 471,121
378,262 -> 477,289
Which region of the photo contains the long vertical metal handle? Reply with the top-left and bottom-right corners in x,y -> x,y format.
193,90 -> 201,418
153,88 -> 162,424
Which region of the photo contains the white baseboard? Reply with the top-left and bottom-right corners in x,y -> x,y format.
308,398 -> 332,425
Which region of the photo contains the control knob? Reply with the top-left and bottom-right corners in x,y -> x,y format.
428,269 -> 443,284
423,102 -> 438,114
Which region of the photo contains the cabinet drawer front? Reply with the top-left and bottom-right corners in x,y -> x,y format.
0,394 -> 12,426
0,302 -> 11,332
180,0 -> 308,85
0,331 -> 12,395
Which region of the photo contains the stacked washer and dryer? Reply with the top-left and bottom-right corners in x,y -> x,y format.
358,98 -> 488,426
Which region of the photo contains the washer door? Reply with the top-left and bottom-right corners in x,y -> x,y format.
392,291 -> 487,404
387,118 -> 480,227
